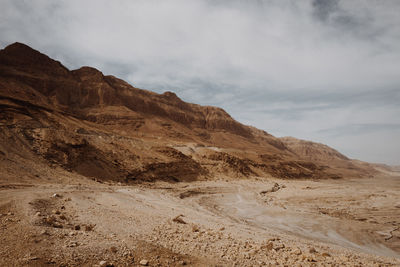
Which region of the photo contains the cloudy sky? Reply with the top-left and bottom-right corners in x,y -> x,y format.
1,0 -> 399,165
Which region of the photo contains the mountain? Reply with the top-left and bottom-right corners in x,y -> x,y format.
280,137 -> 379,178
0,42 -> 378,184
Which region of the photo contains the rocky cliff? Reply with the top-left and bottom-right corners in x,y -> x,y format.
0,42 -> 378,183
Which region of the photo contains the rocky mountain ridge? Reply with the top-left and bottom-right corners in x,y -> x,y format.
0,42 -> 379,184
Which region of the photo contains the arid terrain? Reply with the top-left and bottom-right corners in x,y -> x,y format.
1,42 -> 400,266
1,172 -> 400,266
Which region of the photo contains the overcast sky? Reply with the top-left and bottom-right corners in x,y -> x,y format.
1,0 -> 399,165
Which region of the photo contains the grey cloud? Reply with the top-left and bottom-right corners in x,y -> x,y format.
312,0 -> 339,21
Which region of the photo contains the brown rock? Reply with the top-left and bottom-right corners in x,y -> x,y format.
293,248 -> 302,255
191,224 -> 200,232
274,243 -> 285,251
172,215 -> 187,224
263,242 -> 274,251
84,224 -> 95,231
139,259 -> 149,266
309,247 -> 317,254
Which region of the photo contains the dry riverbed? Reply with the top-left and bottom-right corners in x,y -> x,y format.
0,175 -> 400,266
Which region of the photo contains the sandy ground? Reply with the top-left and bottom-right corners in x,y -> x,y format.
1,175 -> 400,266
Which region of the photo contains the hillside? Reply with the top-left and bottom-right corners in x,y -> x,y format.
0,42 -> 378,184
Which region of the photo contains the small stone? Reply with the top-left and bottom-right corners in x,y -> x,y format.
99,260 -> 107,267
271,183 -> 280,192
274,243 -> 285,251
172,215 -> 187,224
322,252 -> 331,257
68,241 -> 79,247
52,193 -> 61,198
74,225 -> 81,230
140,259 -> 149,266
46,259 -> 56,264
307,256 -> 317,262
309,247 -> 317,254
84,224 -> 94,231
52,222 -> 63,228
263,242 -> 273,251
293,248 -> 302,255
40,230 -> 50,236
35,212 -> 41,217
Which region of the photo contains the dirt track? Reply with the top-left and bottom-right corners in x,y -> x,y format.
1,175 -> 400,266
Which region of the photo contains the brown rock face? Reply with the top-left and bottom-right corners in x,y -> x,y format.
0,42 -> 69,76
1,42 -> 251,137
0,42 -> 378,183
280,137 -> 349,162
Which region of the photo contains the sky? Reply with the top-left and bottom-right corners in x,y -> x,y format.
1,0 -> 399,165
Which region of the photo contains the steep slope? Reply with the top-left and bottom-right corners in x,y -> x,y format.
280,137 -> 378,177
0,42 -> 377,183
0,43 -> 252,138
280,137 -> 349,162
